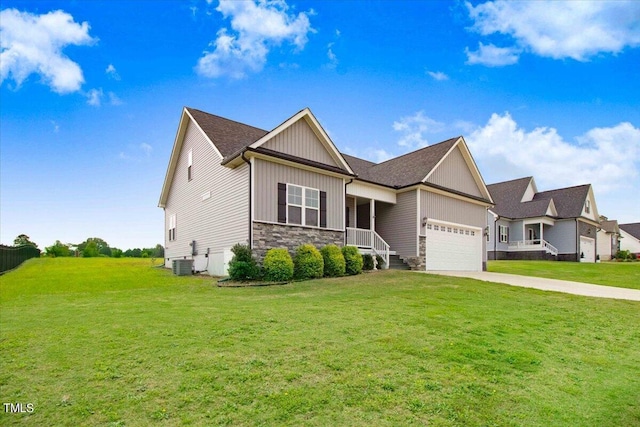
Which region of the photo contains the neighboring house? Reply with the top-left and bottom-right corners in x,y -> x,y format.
487,177 -> 600,262
619,223 -> 640,255
158,107 -> 494,275
596,216 -> 620,260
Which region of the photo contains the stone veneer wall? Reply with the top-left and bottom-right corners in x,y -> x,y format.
405,236 -> 426,271
252,222 -> 344,262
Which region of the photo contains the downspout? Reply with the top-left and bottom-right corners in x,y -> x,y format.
494,214 -> 500,260
344,178 -> 353,246
241,152 -> 252,250
576,219 -> 579,262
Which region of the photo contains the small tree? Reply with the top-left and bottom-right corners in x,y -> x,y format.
14,234 -> 37,248
263,248 -> 294,282
45,240 -> 70,257
342,246 -> 363,275
83,241 -> 100,257
320,244 -> 345,277
227,243 -> 259,281
293,244 -> 324,280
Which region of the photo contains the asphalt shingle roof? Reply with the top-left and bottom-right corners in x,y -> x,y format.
186,107 -> 268,158
343,138 -> 459,188
488,177 -> 591,220
620,223 -> 640,239
600,219 -> 619,234
186,108 -> 484,198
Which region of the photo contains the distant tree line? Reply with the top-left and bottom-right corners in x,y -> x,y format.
9,234 -> 164,259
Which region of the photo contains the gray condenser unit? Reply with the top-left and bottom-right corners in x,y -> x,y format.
172,259 -> 193,276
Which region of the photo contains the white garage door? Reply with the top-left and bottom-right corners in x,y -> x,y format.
580,236 -> 595,263
426,220 -> 482,271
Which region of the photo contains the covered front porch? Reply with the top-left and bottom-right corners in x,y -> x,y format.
345,195 -> 392,269
508,218 -> 558,256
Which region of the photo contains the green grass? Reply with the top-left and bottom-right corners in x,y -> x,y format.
1,258 -> 639,426
488,260 -> 640,290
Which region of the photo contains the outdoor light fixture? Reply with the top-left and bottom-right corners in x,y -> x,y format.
422,217 -> 428,227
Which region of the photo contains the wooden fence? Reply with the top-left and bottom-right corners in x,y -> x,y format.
0,245 -> 41,274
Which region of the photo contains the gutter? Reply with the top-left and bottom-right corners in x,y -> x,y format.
494,213 -> 500,259
241,151 -> 252,249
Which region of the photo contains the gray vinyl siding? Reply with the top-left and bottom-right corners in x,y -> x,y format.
376,190 -> 417,259
509,220 -> 524,241
426,146 -> 482,198
253,158 -> 344,230
261,119 -> 339,167
488,217 -> 511,252
420,190 -> 486,232
164,120 -> 249,264
544,219 -> 577,254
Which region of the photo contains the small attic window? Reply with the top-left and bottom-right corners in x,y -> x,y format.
585,200 -> 591,214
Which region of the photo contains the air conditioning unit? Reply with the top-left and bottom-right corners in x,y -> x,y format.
172,259 -> 193,276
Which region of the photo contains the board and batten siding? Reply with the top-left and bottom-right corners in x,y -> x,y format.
253,158 -> 344,230
376,190 -> 418,259
164,119 -> 249,274
261,118 -> 339,167
426,146 -> 483,198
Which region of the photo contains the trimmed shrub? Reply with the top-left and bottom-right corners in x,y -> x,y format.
320,244 -> 346,277
293,244 -> 324,280
375,255 -> 385,269
362,254 -> 374,271
263,248 -> 294,282
342,245 -> 363,275
228,243 -> 259,281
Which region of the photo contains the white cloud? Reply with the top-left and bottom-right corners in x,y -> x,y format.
393,111 -> 445,149
105,64 -> 120,80
196,0 -> 314,79
119,143 -> 153,161
466,0 -> 640,62
0,8 -> 97,93
326,42 -> 338,69
465,42 -> 520,66
426,70 -> 449,81
108,92 -> 122,106
86,88 -> 103,106
467,112 -> 640,196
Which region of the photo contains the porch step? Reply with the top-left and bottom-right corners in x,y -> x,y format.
388,254 -> 410,270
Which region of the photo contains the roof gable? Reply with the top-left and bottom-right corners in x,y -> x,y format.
248,108 -> 353,174
259,117 -> 340,168
533,184 -> 594,219
620,223 -> 640,240
425,142 -> 484,198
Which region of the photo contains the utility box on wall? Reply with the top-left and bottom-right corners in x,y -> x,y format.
172,259 -> 193,276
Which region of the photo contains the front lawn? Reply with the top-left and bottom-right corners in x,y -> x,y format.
488,260 -> 640,290
1,258 -> 639,426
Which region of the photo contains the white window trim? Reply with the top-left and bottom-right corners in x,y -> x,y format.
188,149 -> 193,181
169,214 -> 177,241
499,225 -> 509,243
286,183 -> 320,227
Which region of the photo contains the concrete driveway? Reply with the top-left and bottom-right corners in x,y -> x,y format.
425,271 -> 640,302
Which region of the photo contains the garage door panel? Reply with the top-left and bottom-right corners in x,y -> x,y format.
426,221 -> 482,271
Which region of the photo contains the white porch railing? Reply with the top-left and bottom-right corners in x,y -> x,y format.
346,227 -> 390,269
508,240 -> 558,256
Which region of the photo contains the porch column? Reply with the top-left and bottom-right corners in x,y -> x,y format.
370,199 -> 375,231
540,223 -> 544,242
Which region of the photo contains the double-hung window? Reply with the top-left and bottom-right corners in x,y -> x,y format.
287,184 -> 319,227
499,225 -> 509,243
169,214 -> 177,241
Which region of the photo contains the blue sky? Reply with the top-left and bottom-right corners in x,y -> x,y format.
1,0 -> 639,250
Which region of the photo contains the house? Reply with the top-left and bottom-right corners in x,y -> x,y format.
619,223 -> 640,255
487,177 -> 600,262
596,216 -> 620,260
158,107 -> 494,275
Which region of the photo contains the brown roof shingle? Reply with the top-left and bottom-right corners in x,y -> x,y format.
186,107 -> 268,158
620,223 -> 640,239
